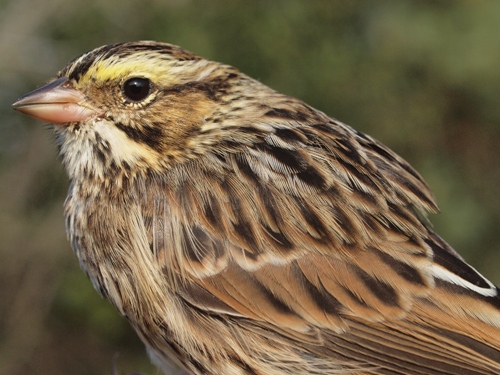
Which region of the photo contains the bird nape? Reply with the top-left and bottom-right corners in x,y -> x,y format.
13,41 -> 500,375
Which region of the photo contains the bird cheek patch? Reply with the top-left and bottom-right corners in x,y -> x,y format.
94,120 -> 162,168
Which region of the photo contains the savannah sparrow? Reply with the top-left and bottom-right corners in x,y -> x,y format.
13,41 -> 500,374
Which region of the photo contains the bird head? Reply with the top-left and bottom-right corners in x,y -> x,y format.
12,41 -> 243,182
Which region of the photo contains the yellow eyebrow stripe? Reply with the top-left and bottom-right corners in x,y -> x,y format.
76,54 -> 177,87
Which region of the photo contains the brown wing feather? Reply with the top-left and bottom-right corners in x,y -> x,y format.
145,108 -> 500,373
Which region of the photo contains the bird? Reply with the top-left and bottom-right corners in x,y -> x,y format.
12,41 -> 500,375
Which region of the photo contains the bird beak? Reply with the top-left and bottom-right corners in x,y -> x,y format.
12,77 -> 97,123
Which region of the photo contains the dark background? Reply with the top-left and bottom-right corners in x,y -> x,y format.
1,1 -> 499,374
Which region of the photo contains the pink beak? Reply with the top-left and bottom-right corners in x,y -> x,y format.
12,77 -> 96,123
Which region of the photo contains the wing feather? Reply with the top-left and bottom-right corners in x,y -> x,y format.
143,114 -> 500,373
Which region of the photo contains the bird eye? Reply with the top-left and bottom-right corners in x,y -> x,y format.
123,77 -> 152,102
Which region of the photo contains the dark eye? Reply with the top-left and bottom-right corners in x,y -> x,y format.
123,77 -> 152,102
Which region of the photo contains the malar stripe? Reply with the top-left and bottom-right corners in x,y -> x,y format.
115,121 -> 163,150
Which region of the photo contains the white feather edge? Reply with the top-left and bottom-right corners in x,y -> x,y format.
430,263 -> 497,297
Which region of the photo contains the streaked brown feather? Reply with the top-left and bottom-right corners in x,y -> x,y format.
15,41 -> 500,374
145,117 -> 500,373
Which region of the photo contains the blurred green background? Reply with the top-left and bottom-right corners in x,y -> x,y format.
1,1 -> 499,374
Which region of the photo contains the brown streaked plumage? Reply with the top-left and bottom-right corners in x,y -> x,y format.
13,41 -> 500,375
